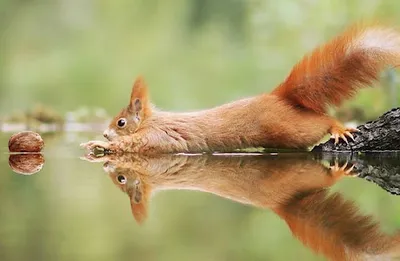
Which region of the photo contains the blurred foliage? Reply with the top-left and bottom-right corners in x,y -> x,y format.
5,104 -> 64,124
1,1 -> 400,260
0,0 -> 399,119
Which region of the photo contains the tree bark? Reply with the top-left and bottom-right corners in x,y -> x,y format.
312,108 -> 400,152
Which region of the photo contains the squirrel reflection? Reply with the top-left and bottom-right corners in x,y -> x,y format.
87,153 -> 400,261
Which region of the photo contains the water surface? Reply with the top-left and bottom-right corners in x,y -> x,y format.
1,133 -> 400,261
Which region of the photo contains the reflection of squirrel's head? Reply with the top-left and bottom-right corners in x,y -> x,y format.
103,76 -> 152,141
105,160 -> 151,224
103,154 -> 192,223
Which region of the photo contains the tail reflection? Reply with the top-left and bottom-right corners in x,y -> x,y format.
86,153 -> 400,261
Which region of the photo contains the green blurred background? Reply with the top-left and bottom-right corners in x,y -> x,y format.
1,0 -> 399,119
1,0 -> 400,260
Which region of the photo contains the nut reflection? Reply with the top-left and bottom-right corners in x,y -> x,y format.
9,153 -> 45,175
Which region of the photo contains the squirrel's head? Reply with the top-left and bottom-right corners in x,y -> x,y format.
103,76 -> 152,141
105,161 -> 151,224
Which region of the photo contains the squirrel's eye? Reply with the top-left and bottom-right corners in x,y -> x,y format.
117,118 -> 127,128
117,175 -> 127,184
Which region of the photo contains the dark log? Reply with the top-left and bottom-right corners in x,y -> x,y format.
312,108 -> 400,152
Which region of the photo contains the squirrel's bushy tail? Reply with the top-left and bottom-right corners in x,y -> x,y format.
272,26 -> 400,113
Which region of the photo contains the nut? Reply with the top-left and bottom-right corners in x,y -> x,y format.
8,131 -> 44,152
8,154 -> 45,175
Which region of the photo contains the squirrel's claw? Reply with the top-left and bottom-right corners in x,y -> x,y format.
344,128 -> 359,142
346,132 -> 355,142
330,127 -> 359,145
339,134 -> 348,144
330,133 -> 340,145
329,160 -> 358,177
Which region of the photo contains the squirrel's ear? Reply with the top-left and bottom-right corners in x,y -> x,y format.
128,76 -> 151,119
129,180 -> 151,224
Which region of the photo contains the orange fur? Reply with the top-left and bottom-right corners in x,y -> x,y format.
99,154 -> 400,260
275,191 -> 400,261
83,25 -> 400,154
272,26 -> 400,113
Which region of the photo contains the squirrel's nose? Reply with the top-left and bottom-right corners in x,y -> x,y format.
103,131 -> 109,139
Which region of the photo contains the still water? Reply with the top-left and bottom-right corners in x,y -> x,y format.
1,133 -> 400,261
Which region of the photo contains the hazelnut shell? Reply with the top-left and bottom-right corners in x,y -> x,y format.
8,131 -> 44,152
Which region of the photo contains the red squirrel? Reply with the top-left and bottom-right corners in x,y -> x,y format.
83,154 -> 400,261
81,25 -> 400,154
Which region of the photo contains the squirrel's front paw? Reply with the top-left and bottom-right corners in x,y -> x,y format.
80,140 -> 113,153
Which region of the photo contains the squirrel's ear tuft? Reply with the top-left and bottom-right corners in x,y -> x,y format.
130,201 -> 148,224
129,181 -> 151,224
128,76 -> 151,118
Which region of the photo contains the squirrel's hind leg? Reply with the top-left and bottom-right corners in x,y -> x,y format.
328,119 -> 359,145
